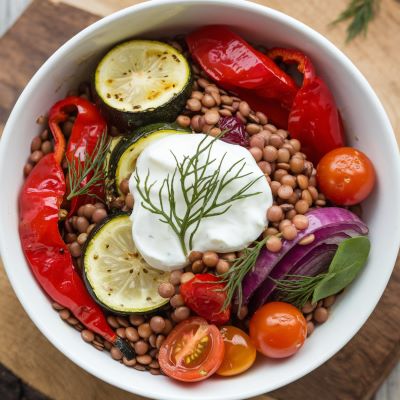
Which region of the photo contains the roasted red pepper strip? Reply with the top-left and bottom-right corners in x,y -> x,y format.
268,48 -> 345,164
48,96 -> 107,215
187,26 -> 297,109
19,111 -> 133,359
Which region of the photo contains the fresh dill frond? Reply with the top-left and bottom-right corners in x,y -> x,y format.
66,131 -> 109,201
332,0 -> 379,42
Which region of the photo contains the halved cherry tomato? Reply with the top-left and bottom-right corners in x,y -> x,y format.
180,273 -> 231,325
158,317 -> 225,382
249,302 -> 306,358
316,147 -> 375,206
216,326 -> 256,377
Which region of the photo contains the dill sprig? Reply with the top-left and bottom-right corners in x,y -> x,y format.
332,0 -> 379,42
273,274 -> 328,309
66,131 -> 110,201
217,236 -> 270,314
134,134 -> 263,255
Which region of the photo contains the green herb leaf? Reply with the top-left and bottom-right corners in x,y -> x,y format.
312,236 -> 370,303
217,236 -> 271,313
332,0 -> 379,42
66,131 -> 110,201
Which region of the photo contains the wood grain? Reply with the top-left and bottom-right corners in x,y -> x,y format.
0,1 -> 399,400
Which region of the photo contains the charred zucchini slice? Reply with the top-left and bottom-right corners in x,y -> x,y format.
83,213 -> 170,314
109,123 -> 190,196
94,40 -> 192,131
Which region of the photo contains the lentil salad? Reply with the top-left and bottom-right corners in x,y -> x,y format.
19,26 -> 375,381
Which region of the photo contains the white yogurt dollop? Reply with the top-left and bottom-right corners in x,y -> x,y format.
129,134 -> 272,271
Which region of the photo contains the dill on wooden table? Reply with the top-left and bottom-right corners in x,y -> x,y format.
332,0 -> 380,42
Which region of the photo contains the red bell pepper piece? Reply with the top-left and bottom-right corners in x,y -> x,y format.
19,107 -> 133,359
48,96 -> 107,215
187,26 -> 298,109
268,48 -> 345,164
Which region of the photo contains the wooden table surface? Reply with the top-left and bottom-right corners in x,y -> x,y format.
0,1 -> 399,400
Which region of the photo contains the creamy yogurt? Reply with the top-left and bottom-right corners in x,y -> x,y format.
129,134 -> 272,271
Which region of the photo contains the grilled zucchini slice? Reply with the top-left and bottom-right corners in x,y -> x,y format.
94,40 -> 192,132
109,123 -> 190,196
83,213 -> 170,314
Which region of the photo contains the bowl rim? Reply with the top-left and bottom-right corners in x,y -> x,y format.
1,0 -> 400,399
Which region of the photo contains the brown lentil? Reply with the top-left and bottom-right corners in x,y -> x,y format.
180,271 -> 195,284
306,321 -> 315,336
41,140 -> 53,154
169,270 -> 183,286
299,234 -> 315,246
323,295 -> 336,308
263,146 -> 278,162
282,225 -> 297,240
173,306 -> 191,321
136,354 -> 152,365
267,205 -> 283,222
293,214 -> 309,230
69,242 -> 81,258
216,259 -> 230,275
149,334 -> 157,348
162,319 -> 173,335
176,115 -> 191,128
30,150 -> 44,164
116,327 -> 126,339
129,315 -> 145,326
138,323 -> 152,339
150,316 -> 166,334
249,147 -> 263,162
266,236 -> 282,252
125,193 -> 134,209
91,208 -> 107,223
192,259 -> 205,273
119,179 -> 130,195
277,185 -> 293,200
158,282 -> 175,298
81,330 -> 95,343
125,327 -> 140,342
249,134 -> 265,149
156,335 -> 165,349
313,307 -> 329,323
170,294 -> 185,308
76,216 -> 89,233
302,301 -> 316,314
110,347 -> 123,360
77,233 -> 88,246
295,199 -> 310,214
123,357 -> 137,367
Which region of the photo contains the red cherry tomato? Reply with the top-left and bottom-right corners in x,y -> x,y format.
249,302 -> 307,358
316,147 -> 375,206
158,317 -> 224,382
180,273 -> 231,325
216,326 -> 257,376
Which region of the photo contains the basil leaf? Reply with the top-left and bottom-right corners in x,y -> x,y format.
312,236 -> 370,304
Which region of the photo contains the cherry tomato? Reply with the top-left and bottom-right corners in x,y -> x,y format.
316,147 -> 375,206
180,273 -> 231,324
158,317 -> 224,382
216,326 -> 256,376
249,302 -> 307,358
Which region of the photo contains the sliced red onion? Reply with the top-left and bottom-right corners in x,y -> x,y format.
218,116 -> 249,147
241,207 -> 368,306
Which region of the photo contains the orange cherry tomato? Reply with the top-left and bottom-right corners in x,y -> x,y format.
316,147 -> 375,206
158,317 -> 224,382
216,326 -> 256,376
249,302 -> 307,358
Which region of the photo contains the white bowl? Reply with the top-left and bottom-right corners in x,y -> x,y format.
1,1 -> 399,399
